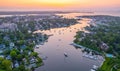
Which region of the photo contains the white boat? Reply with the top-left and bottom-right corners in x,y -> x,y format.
90,69 -> 95,71
64,52 -> 68,57
35,45 -> 40,48
93,65 -> 98,70
83,54 -> 98,60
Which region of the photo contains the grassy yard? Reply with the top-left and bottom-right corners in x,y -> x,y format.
100,58 -> 115,71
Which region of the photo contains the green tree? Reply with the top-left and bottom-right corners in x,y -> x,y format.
10,50 -> 17,60
2,60 -> 12,71
16,54 -> 23,61
31,52 -> 38,57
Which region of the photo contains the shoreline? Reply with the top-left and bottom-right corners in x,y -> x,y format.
71,42 -> 104,65
73,15 -> 120,71
0,14 -> 79,71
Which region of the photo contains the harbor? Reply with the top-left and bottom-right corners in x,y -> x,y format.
34,16 -> 103,71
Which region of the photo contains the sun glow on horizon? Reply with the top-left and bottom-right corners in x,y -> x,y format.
0,0 -> 120,10
37,0 -> 74,4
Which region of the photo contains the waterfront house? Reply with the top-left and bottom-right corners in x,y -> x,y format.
30,57 -> 36,64
79,37 -> 84,41
100,42 -> 109,51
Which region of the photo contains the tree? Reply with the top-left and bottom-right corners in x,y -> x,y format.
18,65 -> 26,71
37,57 -> 42,63
16,54 -> 23,61
10,50 -> 17,60
3,49 -> 11,55
2,60 -> 12,71
31,52 -> 38,57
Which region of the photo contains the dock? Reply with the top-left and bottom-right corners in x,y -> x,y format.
70,42 -> 85,48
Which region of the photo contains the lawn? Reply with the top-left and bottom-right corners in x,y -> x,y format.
100,57 -> 115,71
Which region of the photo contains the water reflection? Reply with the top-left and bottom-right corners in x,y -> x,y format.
34,18 -> 103,71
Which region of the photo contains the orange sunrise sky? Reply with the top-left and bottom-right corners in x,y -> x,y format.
0,0 -> 120,11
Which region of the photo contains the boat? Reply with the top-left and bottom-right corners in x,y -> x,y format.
93,65 -> 98,70
90,69 -> 95,71
48,34 -> 54,36
64,52 -> 68,57
58,39 -> 61,41
41,56 -> 48,60
35,45 -> 40,48
82,53 -> 98,60
40,42 -> 44,45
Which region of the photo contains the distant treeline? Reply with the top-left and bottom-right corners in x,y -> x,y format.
0,11 -> 70,15
0,11 -> 94,15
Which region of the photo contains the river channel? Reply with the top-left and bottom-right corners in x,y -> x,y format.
35,13 -> 103,71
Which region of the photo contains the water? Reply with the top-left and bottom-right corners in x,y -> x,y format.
1,12 -> 118,71
57,12 -> 120,18
34,18 -> 102,71
0,11 -> 120,17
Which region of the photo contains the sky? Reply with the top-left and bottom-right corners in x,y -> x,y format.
0,0 -> 120,11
